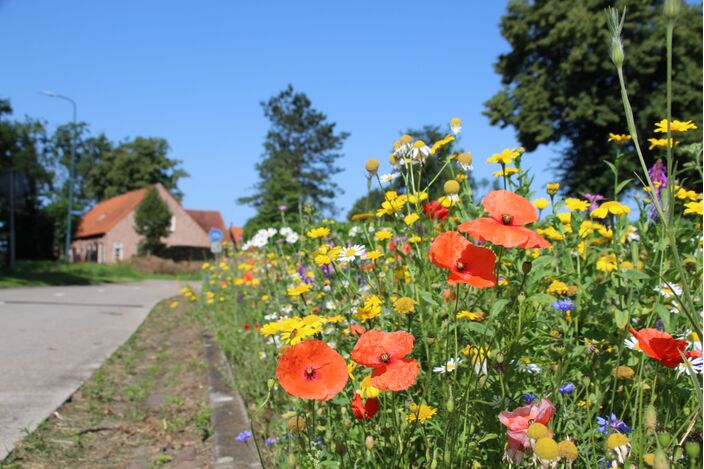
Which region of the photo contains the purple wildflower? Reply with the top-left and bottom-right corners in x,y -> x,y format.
648,160 -> 667,219
559,383 -> 575,394
524,393 -> 537,404
235,430 -> 253,442
583,193 -> 605,212
552,299 -> 574,313
596,414 -> 633,434
265,436 -> 279,446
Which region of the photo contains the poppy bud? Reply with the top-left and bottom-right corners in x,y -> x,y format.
610,39 -> 624,67
446,397 -> 454,412
365,159 -> 380,174
495,351 -> 505,363
522,261 -> 532,274
444,180 -> 460,195
685,442 -> 700,460
658,433 -> 672,447
335,442 -> 347,456
653,449 -> 670,469
644,405 -> 657,433
663,0 -> 680,21
365,435 -> 374,449
267,379 -> 275,389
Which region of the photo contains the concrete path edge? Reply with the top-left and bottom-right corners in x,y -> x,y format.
202,332 -> 262,469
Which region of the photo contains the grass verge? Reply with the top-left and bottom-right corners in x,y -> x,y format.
1,298 -> 212,468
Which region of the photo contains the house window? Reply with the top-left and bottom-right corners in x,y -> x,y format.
113,242 -> 123,262
169,215 -> 176,233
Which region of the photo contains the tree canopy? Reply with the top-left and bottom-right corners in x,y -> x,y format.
239,85 -> 349,234
134,186 -> 172,256
485,0 -> 702,195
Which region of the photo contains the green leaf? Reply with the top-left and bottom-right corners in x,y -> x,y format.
617,269 -> 650,282
527,293 -> 557,304
654,303 -> 671,330
476,433 -> 499,444
615,178 -> 634,195
418,290 -> 439,306
490,299 -> 510,317
614,309 -> 629,329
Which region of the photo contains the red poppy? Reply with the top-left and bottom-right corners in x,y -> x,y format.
243,271 -> 254,282
429,231 -> 496,288
442,288 -> 457,303
276,340 -> 348,400
388,240 -> 412,256
499,398 -> 555,452
348,324 -> 366,338
458,190 -> 549,249
243,323 -> 251,330
423,201 -> 449,220
351,392 -> 379,420
628,326 -> 691,368
351,330 -> 420,391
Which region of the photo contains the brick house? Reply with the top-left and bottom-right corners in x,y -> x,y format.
71,184 -> 233,263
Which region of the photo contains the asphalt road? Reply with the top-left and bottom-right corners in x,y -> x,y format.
0,280 -> 197,461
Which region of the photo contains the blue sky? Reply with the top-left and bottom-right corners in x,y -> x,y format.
0,0 -> 560,227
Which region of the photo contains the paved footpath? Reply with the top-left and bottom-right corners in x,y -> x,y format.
0,280 -> 196,461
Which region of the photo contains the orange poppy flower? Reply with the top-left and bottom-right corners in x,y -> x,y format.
351,330 -> 420,391
458,190 -> 550,249
628,326 -> 690,368
429,231 -> 496,288
276,339 -> 348,400
351,391 -> 379,420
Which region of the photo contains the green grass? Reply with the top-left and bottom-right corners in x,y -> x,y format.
0,260 -> 201,288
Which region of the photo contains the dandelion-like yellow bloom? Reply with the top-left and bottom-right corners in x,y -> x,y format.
684,200 -> 703,216
406,404 -> 437,423
407,192 -> 428,204
375,230 -> 393,241
287,283 -> 313,297
674,188 -> 701,201
170,301 -> 179,308
546,182 -> 560,195
456,310 -> 486,321
556,212 -> 571,224
431,135 -> 455,155
547,280 -> 569,296
359,375 -> 380,399
393,296 -> 416,314
487,148 -> 520,164
354,295 -> 383,322
492,167 -> 522,177
404,213 -> 420,226
654,119 -> 698,133
596,253 -> 618,272
533,198 -> 550,210
307,227 -> 331,239
408,236 -> 422,243
565,198 -> 590,212
537,226 -> 565,241
608,132 -> 632,143
365,250 -> 383,260
648,137 -> 678,150
591,201 -> 630,218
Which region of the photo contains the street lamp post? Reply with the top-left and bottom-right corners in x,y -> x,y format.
41,90 -> 77,263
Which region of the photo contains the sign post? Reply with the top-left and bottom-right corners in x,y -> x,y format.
208,228 -> 224,257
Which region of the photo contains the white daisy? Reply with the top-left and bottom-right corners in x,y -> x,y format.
337,244 -> 366,263
624,336 -> 640,351
279,226 -> 293,236
325,301 -> 336,310
518,363 -> 542,374
433,357 -> 462,374
677,356 -> 703,376
380,172 -> 400,183
450,118 -> 462,135
348,226 -> 361,237
656,283 -> 683,299
285,232 -> 300,244
411,141 -> 432,164
625,226 -> 640,242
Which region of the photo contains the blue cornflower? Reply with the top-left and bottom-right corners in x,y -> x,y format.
552,299 -> 574,313
235,430 -> 253,442
265,436 -> 278,446
596,414 -> 633,435
559,383 -> 575,394
524,393 -> 537,404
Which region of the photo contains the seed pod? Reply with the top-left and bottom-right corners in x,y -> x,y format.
444,180 -> 460,195
663,0 -> 681,20
685,442 -> 700,460
522,261 -> 532,274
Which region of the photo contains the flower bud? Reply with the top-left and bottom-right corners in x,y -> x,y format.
644,405 -> 657,433
522,261 -> 532,274
653,449 -> 670,469
685,442 -> 700,460
657,432 -> 672,447
365,435 -> 374,449
267,379 -> 276,389
365,158 -> 380,174
444,180 -> 461,195
335,442 -> 347,456
663,0 -> 681,21
610,39 -> 625,67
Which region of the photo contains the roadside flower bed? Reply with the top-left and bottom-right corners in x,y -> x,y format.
191,9 -> 702,467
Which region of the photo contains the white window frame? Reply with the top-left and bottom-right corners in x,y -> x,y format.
113,242 -> 123,262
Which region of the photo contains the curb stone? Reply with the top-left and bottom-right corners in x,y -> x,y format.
202,332 -> 262,469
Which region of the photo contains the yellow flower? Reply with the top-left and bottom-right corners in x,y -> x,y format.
608,132 -> 632,142
375,229 -> 393,241
492,167 -> 522,177
307,227 -> 331,239
487,148 -> 520,164
376,192 -> 406,217
596,253 -> 618,272
546,183 -> 560,195
674,188 -> 701,201
354,295 -> 383,322
351,212 -> 374,221
404,213 -> 420,226
533,198 -> 550,210
287,283 -> 313,297
556,212 -> 571,224
456,310 -> 485,321
547,280 -> 569,296
408,235 -> 422,243
359,375 -> 380,399
648,137 -> 678,150
406,404 -> 437,423
314,245 -> 342,266
450,117 -> 462,134
564,198 -> 590,212
654,119 -> 698,133
365,250 -> 383,260
407,192 -> 429,203
393,296 -> 416,314
591,201 -> 630,218
537,226 -> 565,241
170,301 -> 179,308
431,134 -> 455,154
455,173 -> 468,182
347,362 -> 357,381
684,200 -> 703,215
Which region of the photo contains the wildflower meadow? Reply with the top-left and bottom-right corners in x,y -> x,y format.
190,5 -> 702,468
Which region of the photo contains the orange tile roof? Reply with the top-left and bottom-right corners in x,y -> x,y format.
186,210 -> 229,239
74,187 -> 148,238
229,226 -> 244,244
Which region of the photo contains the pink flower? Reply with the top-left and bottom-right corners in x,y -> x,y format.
499,398 -> 555,452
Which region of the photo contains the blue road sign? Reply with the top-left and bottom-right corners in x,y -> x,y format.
208,228 -> 224,242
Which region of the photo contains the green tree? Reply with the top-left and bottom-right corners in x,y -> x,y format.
485,0 -> 702,195
134,187 -> 171,256
240,85 -> 349,233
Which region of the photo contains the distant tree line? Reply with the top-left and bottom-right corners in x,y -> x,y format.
0,98 -> 187,262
